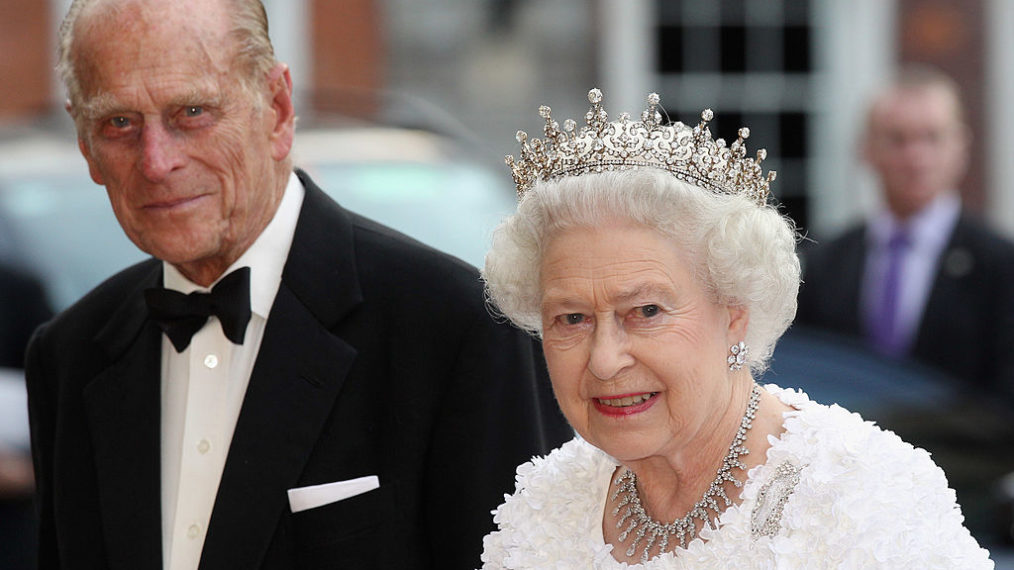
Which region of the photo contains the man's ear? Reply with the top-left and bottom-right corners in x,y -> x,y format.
265,63 -> 295,162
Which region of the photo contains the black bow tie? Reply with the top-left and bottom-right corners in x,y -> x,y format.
145,267 -> 252,353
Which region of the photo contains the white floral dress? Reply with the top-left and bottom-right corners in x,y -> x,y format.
480,384 -> 994,569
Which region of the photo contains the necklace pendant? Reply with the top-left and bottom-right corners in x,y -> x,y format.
626,524 -> 649,557
676,524 -> 689,549
750,460 -> 803,539
641,531 -> 660,563
616,505 -> 633,528
618,518 -> 637,541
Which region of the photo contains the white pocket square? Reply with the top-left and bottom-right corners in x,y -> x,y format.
287,475 -> 380,513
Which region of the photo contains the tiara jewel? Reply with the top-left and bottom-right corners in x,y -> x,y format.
506,89 -> 776,204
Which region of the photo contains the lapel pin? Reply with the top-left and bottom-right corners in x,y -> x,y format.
943,248 -> 973,278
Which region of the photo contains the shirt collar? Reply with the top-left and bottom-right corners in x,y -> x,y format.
163,171 -> 305,319
867,191 -> 960,250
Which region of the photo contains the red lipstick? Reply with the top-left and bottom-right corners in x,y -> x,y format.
592,392 -> 658,417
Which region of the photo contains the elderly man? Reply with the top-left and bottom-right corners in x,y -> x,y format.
797,66 -> 1014,400
26,1 -> 570,569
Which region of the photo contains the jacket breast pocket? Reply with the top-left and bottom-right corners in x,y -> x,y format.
290,482 -> 407,569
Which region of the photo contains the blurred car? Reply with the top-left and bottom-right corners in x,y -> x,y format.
0,133 -> 146,310
0,126 -> 517,311
764,325 -> 1014,551
292,127 -> 517,272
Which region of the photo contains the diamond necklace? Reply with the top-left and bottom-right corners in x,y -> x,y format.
610,384 -> 762,562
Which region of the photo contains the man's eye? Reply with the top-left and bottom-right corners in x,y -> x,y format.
185,106 -> 204,117
638,305 -> 661,318
562,314 -> 584,325
108,116 -> 131,129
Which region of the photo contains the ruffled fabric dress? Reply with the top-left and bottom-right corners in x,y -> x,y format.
480,384 -> 994,569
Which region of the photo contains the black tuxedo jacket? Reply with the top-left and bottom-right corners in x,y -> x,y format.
796,215 -> 1014,400
26,171 -> 571,569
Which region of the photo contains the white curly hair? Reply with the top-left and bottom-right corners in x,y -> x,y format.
482,168 -> 801,372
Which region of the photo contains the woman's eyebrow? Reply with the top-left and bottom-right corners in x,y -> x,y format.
613,283 -> 676,305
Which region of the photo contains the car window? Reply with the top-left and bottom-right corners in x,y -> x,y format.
301,161 -> 515,268
0,173 -> 145,310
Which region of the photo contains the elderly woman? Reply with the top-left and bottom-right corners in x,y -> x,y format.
479,90 -> 992,568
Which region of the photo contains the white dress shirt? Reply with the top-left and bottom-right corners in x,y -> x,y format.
861,192 -> 960,355
160,173 -> 304,570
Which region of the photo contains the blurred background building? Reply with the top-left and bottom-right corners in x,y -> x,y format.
4,0 -> 1014,565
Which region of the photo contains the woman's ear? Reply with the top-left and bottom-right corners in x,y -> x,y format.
726,304 -> 749,342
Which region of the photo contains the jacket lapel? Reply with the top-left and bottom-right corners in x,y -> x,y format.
199,173 -> 363,569
840,228 -> 867,334
83,261 -> 164,570
914,217 -> 972,352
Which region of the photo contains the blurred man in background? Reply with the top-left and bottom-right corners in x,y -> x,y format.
798,65 -> 1014,401
797,65 -> 1014,543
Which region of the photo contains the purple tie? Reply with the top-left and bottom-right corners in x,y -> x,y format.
869,228 -> 910,356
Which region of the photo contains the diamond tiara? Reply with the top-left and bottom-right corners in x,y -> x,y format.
506,88 -> 776,204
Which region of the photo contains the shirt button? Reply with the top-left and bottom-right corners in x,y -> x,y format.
204,354 -> 219,369
197,439 -> 211,455
187,523 -> 201,539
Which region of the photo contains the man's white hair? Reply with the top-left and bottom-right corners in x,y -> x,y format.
57,0 -> 278,129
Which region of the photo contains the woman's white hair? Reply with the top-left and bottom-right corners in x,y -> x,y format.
482,168 -> 801,372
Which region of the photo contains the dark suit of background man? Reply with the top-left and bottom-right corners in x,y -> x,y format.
27,1 -> 570,568
796,66 -> 1014,542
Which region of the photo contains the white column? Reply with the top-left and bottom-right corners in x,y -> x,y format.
597,0 -> 655,116
51,0 -> 73,109
986,0 -> 1014,238
810,0 -> 895,237
262,0 -> 310,116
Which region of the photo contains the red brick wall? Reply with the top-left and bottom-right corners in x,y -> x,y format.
310,0 -> 384,119
0,0 -> 52,118
898,0 -> 985,210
